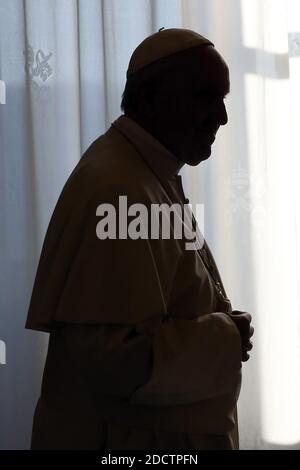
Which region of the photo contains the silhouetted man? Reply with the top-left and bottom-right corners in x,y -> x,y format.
26,28 -> 253,450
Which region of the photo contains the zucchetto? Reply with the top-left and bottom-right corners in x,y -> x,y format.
127,27 -> 214,77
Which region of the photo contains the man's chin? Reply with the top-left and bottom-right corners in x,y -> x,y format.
185,148 -> 212,165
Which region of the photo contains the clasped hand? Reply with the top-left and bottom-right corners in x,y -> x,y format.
228,311 -> 254,362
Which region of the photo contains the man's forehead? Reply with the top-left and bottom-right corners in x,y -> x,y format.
171,47 -> 230,93
193,63 -> 230,94
190,47 -> 228,74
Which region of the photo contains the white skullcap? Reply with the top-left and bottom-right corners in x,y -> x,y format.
126,27 -> 214,78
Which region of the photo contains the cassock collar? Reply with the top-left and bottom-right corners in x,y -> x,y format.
112,114 -> 184,181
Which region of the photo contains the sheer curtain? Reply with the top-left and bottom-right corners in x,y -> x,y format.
0,0 -> 299,449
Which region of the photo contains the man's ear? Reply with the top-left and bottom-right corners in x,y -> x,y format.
138,80 -> 160,119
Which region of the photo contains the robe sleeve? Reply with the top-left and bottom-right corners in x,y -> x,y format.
63,311 -> 242,406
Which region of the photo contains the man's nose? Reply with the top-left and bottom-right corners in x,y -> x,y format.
219,100 -> 228,126
212,99 -> 228,126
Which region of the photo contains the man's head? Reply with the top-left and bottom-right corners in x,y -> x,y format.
121,29 -> 230,166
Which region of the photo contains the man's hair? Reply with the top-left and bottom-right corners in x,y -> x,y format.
120,58 -> 170,116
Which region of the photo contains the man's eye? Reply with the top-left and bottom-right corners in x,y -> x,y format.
195,91 -> 214,100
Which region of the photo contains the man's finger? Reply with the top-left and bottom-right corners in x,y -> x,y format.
244,340 -> 253,351
242,352 -> 250,362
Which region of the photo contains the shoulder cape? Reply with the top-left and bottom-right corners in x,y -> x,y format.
25,128 -> 169,332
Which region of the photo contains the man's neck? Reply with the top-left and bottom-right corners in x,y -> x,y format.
124,112 -> 185,172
